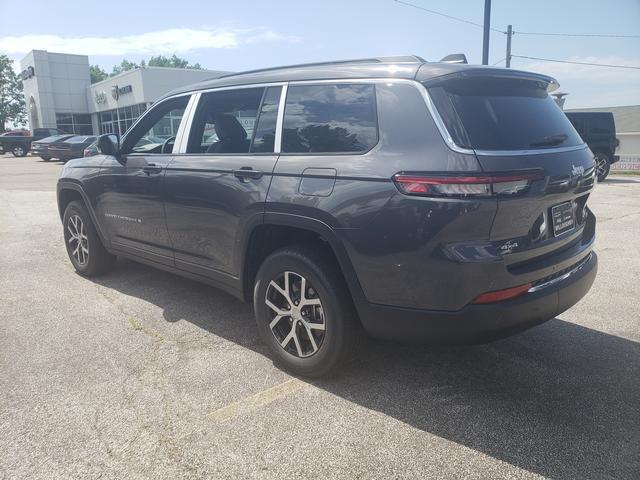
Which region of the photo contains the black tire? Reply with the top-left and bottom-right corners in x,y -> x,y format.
253,245 -> 359,377
63,200 -> 116,276
594,152 -> 611,182
41,155 -> 51,161
11,145 -> 27,157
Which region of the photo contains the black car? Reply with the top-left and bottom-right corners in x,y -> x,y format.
57,56 -> 597,377
49,135 -> 97,162
565,111 -> 619,181
31,134 -> 75,161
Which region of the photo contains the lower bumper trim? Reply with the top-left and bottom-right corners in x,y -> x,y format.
355,251 -> 597,343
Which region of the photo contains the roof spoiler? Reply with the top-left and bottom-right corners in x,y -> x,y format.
439,53 -> 468,64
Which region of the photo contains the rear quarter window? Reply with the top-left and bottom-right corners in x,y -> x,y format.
282,84 -> 378,154
428,78 -> 584,151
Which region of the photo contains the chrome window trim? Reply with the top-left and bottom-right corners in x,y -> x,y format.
474,144 -> 588,156
274,84 -> 288,154
149,77 -> 587,159
186,81 -> 287,95
173,93 -> 199,154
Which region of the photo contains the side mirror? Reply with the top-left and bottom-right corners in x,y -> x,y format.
97,134 -> 120,156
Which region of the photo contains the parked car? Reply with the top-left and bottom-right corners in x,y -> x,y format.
0,128 -> 64,157
49,135 -> 97,162
31,134 -> 75,161
565,111 -> 619,181
57,56 -> 597,377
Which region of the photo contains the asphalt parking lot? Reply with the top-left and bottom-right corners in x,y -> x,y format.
1,154 -> 639,479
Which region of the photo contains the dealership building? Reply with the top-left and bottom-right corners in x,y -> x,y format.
20,50 -> 229,136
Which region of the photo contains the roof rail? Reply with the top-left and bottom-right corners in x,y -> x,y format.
218,55 -> 426,80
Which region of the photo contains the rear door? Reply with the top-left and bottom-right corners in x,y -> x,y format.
426,74 -> 595,266
163,85 -> 283,279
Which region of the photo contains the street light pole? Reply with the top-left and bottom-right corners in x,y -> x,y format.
482,0 -> 492,65
505,24 -> 513,68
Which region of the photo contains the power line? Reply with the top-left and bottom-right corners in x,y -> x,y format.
393,0 -> 505,33
391,1 -> 639,39
492,57 -> 505,66
511,54 -> 640,70
514,31 -> 640,39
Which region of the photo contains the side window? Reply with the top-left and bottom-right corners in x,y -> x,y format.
251,87 -> 282,153
187,88 -> 265,154
567,116 -> 586,136
123,96 -> 189,154
589,116 -> 612,135
282,84 -> 378,154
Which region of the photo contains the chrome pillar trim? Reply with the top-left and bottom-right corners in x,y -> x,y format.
274,83 -> 288,154
173,92 -> 200,154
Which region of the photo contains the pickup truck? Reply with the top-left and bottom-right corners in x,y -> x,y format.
0,128 -> 65,157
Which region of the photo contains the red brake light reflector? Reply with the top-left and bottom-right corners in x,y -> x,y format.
471,283 -> 532,304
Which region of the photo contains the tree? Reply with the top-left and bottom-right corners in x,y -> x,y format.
89,64 -> 109,84
111,59 -> 139,76
148,54 -> 203,70
0,55 -> 26,133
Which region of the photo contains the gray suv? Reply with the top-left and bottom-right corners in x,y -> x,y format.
57,56 -> 597,377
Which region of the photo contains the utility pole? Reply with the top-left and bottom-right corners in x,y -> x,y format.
505,24 -> 513,68
482,0 -> 491,65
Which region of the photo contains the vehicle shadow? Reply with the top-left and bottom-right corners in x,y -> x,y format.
603,177 -> 640,184
92,258 -> 639,480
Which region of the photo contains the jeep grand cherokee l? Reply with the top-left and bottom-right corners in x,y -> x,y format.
57,56 -> 597,377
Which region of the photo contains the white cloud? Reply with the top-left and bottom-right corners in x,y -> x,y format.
0,27 -> 300,56
515,56 -> 640,108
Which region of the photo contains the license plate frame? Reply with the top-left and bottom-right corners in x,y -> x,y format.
551,201 -> 575,236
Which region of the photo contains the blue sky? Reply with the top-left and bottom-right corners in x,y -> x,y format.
1,0 -> 639,108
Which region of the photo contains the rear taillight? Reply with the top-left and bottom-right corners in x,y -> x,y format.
392,172 -> 543,197
472,283 -> 532,304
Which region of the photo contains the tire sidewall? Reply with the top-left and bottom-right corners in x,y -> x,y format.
254,251 -> 348,376
63,202 -> 94,275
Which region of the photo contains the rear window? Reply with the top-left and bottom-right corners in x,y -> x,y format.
428,78 -> 584,151
39,135 -> 67,143
66,136 -> 94,143
282,84 -> 378,154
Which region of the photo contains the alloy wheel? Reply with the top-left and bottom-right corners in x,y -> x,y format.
595,154 -> 608,179
67,214 -> 89,266
265,271 -> 326,358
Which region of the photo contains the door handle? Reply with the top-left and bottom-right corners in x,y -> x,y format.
143,163 -> 163,174
233,167 -> 263,180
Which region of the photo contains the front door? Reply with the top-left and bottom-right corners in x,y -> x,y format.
95,95 -> 190,265
163,86 -> 283,280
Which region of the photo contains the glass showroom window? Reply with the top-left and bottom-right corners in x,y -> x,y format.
56,113 -> 93,135
98,103 -> 148,136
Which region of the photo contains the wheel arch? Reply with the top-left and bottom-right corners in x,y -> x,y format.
241,213 -> 366,307
57,181 -> 110,247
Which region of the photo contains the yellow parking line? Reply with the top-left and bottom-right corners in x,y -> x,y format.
208,378 -> 309,423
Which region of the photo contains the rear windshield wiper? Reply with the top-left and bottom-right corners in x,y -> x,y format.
529,134 -> 568,147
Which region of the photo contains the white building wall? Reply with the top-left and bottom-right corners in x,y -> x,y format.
612,132 -> 640,171
20,50 -> 90,129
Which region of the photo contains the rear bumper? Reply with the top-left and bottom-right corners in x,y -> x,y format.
357,251 -> 597,343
